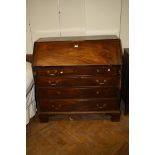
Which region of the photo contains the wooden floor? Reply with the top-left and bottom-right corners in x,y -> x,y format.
27,112 -> 129,155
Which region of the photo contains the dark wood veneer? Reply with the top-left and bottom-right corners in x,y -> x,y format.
26,54 -> 33,63
35,76 -> 120,87
33,35 -> 122,122
37,87 -> 120,99
121,48 -> 129,114
38,98 -> 120,112
36,66 -> 121,76
33,39 -> 121,66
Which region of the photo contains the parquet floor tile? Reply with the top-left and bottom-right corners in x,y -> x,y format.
27,114 -> 129,155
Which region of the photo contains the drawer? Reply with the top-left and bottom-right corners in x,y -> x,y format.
38,98 -> 120,112
37,87 -> 120,99
36,76 -> 120,87
36,66 -> 120,76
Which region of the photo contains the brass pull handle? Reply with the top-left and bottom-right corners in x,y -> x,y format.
57,91 -> 61,95
47,70 -> 57,75
51,83 -> 56,86
117,69 -> 121,74
98,106 -> 105,109
51,104 -> 61,109
96,79 -> 107,85
96,104 -> 106,109
96,91 -> 99,94
96,69 -> 100,73
48,81 -> 56,86
96,79 -> 99,83
107,68 -> 111,72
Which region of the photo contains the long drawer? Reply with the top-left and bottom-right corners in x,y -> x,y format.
36,76 -> 120,87
37,87 -> 120,99
36,66 -> 120,76
38,98 -> 120,112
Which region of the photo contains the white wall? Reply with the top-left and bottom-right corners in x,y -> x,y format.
120,0 -> 129,48
26,0 -> 129,53
59,0 -> 86,36
26,7 -> 33,54
27,0 -> 60,43
85,0 -> 121,36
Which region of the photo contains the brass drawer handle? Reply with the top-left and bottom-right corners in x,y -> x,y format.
50,83 -> 56,86
96,80 -> 104,85
48,81 -> 57,86
96,91 -> 99,94
96,69 -> 100,73
96,79 -> 107,85
96,79 -> 99,83
51,104 -> 61,109
47,70 -> 57,75
107,68 -> 111,72
117,69 -> 121,74
96,104 -> 106,109
51,83 -> 56,86
57,91 -> 61,95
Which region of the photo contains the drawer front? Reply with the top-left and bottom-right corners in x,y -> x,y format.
36,66 -> 120,76
36,76 -> 120,87
37,87 -> 120,99
38,98 -> 120,112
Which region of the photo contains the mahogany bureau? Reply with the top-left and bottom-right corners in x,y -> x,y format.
32,35 -> 122,122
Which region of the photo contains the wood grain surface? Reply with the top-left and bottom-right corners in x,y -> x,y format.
26,54 -> 33,63
33,36 -> 122,122
27,114 -> 129,155
33,36 -> 121,66
37,86 -> 120,99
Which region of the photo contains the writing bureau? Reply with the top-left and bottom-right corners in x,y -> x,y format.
32,35 -> 122,122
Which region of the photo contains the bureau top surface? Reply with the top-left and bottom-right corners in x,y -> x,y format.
33,35 -> 122,66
